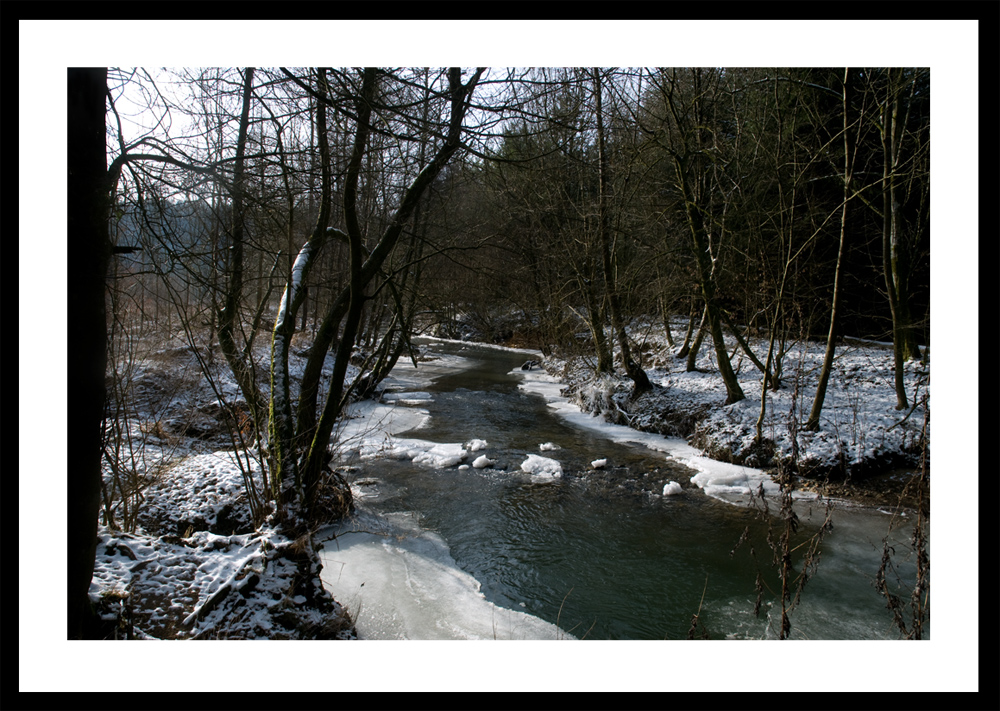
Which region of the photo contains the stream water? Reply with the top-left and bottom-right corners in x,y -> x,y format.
319,339 -> 924,640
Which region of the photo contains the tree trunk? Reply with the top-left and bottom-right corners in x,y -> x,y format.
881,68 -> 912,409
269,68 -> 336,510
677,158 -> 744,403
676,301 -> 701,358
660,297 -> 676,348
593,68 -> 652,396
218,68 -> 267,427
583,284 -> 614,374
685,306 -> 708,371
807,68 -> 853,431
721,311 -> 771,386
67,67 -> 112,639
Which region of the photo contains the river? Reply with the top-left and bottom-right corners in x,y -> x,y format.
318,339 -> 924,640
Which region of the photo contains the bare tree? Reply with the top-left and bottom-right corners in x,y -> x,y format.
875,68 -> 930,408
641,68 -> 745,403
217,68 -> 269,426
806,69 -> 862,431
267,67 -> 486,524
592,67 -> 653,395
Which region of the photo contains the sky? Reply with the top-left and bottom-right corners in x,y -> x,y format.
20,18 -> 981,694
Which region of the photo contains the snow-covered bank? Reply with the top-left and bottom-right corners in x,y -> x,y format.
82,335 -> 371,640
90,451 -> 353,640
515,319 -> 929,509
516,366 -> 782,504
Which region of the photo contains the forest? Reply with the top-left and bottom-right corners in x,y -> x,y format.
65,67 -> 931,644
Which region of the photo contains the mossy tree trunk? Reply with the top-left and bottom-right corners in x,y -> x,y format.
265,68 -> 484,524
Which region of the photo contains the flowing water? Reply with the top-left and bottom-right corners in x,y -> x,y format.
319,339 -> 925,640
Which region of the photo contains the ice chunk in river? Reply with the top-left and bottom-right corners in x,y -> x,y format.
363,438 -> 469,468
520,454 -> 563,478
472,455 -> 495,469
411,442 -> 467,468
662,481 -> 683,496
591,458 -> 607,469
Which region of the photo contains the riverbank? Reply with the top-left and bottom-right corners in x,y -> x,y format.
501,317 -> 929,513
83,337 -> 359,640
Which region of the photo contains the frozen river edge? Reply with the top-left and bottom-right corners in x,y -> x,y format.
318,344 -> 574,639
317,339 -> 793,641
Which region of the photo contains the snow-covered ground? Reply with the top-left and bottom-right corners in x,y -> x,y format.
90,446 -> 363,641
82,338 -> 357,640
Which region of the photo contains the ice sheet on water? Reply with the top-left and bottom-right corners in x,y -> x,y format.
337,400 -> 431,451
361,438 -> 468,468
412,442 -> 467,468
381,391 -> 433,403
318,514 -> 572,640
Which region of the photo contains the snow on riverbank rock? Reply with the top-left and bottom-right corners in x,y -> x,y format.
520,454 -> 563,478
591,458 -> 608,469
539,442 -> 561,451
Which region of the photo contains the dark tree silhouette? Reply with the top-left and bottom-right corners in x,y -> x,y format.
67,67 -> 112,639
